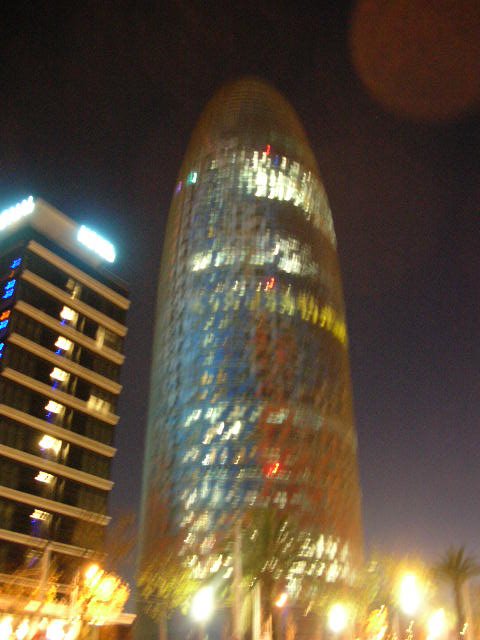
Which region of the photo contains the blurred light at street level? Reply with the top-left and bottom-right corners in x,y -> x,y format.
328,603 -> 349,633
427,609 -> 447,639
398,573 -> 423,616
46,620 -> 66,640
15,620 -> 29,640
0,616 -> 13,640
191,586 -> 215,623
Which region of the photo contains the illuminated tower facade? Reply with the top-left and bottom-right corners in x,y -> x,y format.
140,79 -> 362,591
0,197 -> 129,578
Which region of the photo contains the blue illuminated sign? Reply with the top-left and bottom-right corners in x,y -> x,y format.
2,280 -> 16,299
0,319 -> 9,331
10,257 -> 22,270
0,342 -> 4,358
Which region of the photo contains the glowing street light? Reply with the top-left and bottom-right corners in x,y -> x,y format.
427,609 -> 447,639
328,603 -> 349,634
191,586 -> 215,623
398,573 -> 423,616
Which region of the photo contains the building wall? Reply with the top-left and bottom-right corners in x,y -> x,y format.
0,218 -> 128,577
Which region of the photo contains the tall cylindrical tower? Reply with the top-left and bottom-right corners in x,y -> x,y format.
139,77 -> 362,608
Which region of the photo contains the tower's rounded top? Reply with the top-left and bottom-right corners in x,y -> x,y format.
182,77 -> 320,176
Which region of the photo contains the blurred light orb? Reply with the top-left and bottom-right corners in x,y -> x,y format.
46,620 -> 66,640
84,563 -> 101,584
428,609 -> 447,639
350,0 -> 480,121
399,573 -> 422,616
15,620 -> 30,640
191,586 -> 215,623
0,616 -> 13,640
328,603 -> 349,633
97,575 -> 117,601
275,592 -> 288,608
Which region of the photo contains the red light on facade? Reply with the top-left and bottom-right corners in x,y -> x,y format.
265,277 -> 275,291
265,144 -> 271,156
264,461 -> 280,477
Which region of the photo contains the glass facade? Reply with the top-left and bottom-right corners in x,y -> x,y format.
140,79 -> 362,593
0,215 -> 128,576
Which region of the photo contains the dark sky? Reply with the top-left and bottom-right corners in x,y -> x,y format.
1,0 -> 479,579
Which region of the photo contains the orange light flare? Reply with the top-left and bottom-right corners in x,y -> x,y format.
275,592 -> 288,608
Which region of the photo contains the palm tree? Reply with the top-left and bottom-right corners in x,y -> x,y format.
434,546 -> 480,635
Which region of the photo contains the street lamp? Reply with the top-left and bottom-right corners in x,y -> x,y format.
427,609 -> 447,640
393,572 -> 425,639
191,586 -> 215,639
398,573 -> 423,616
328,603 -> 349,635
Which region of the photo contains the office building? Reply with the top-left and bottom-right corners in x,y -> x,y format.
139,78 -> 362,602
0,196 -> 129,579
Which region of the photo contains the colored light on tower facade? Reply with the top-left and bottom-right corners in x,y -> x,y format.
139,78 -> 363,614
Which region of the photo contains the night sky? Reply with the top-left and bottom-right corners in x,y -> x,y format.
1,0 -> 479,583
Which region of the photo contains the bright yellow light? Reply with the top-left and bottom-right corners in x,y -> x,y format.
60,306 -> 77,322
55,336 -> 73,351
30,509 -> 50,521
50,367 -> 69,382
15,620 -> 30,640
35,471 -> 54,484
44,400 -> 64,415
46,620 -> 66,640
85,563 -> 102,585
328,603 -> 349,633
96,576 -> 117,601
39,434 -> 62,454
399,573 -> 423,616
0,617 -> 13,640
427,609 -> 447,639
191,586 -> 214,623
275,592 -> 288,608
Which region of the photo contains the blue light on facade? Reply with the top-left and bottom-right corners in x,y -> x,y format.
2,279 -> 16,299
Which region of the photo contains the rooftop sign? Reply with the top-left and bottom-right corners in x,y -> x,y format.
77,225 -> 116,263
0,196 -> 35,231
